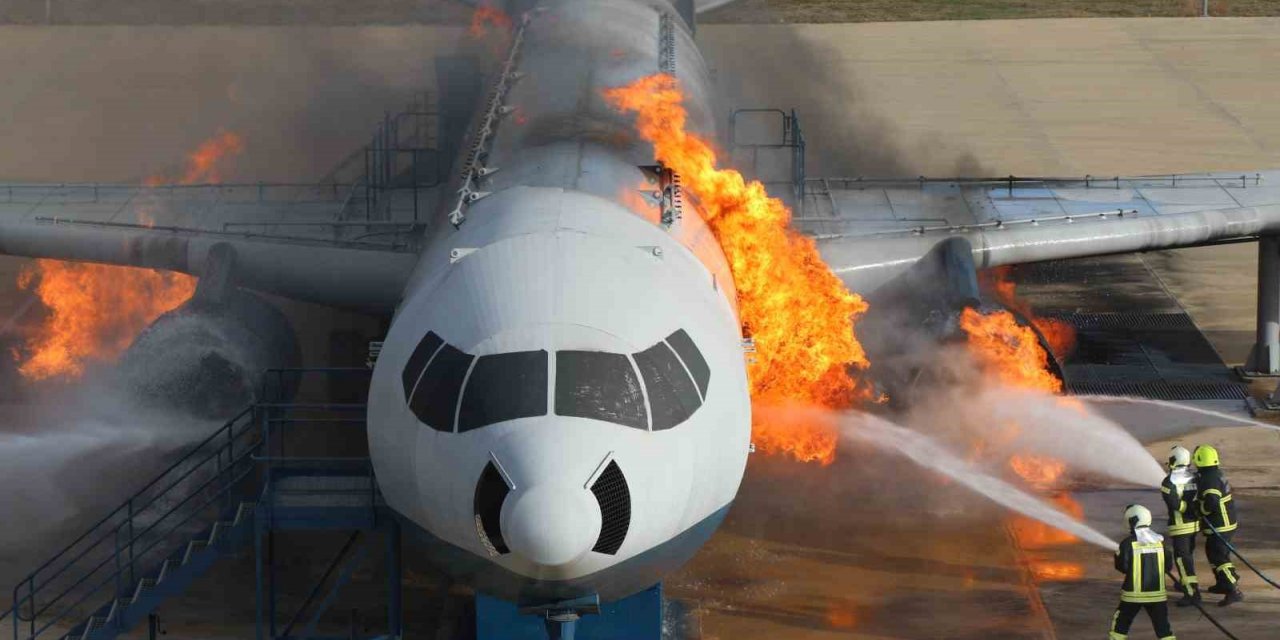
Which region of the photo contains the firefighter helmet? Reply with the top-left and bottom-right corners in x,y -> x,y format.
1193,445 -> 1220,468
1168,445 -> 1191,469
1125,504 -> 1153,529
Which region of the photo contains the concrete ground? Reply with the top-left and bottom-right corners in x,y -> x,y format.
688,17 -> 1280,640
1,16 -> 1280,640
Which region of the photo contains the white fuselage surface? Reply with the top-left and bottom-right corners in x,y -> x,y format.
367,0 -> 751,604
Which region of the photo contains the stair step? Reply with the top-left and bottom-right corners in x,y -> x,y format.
232,501 -> 256,526
156,559 -> 172,584
132,578 -> 156,604
207,522 -> 226,545
104,598 -> 128,624
182,540 -> 206,565
78,615 -> 106,640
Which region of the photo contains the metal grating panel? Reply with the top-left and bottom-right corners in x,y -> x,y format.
1067,380 -> 1248,401
1051,312 -> 1196,331
590,461 -> 631,555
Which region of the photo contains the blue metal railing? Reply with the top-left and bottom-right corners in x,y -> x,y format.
7,405 -> 261,639
5,367 -> 376,640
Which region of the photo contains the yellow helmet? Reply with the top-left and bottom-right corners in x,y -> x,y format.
1168,445 -> 1191,468
1193,445 -> 1220,468
1124,504 -> 1153,529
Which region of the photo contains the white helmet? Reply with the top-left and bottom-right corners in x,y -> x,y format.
1125,504 -> 1153,529
1168,445 -> 1191,469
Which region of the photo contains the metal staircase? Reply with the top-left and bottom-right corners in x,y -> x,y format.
2,402 -> 261,640
3,368 -> 396,640
68,501 -> 257,640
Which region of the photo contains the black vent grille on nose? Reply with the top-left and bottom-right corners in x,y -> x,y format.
590,461 -> 630,555
474,462 -> 510,556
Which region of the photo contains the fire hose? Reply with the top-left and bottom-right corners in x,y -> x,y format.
1204,520 -> 1280,590
1165,571 -> 1241,640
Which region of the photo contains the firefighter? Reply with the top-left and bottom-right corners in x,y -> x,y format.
1160,445 -> 1200,606
1193,445 -> 1244,606
1110,504 -> 1176,640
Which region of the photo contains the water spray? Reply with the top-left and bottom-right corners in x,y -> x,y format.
1081,395 -> 1280,433
837,411 -> 1119,550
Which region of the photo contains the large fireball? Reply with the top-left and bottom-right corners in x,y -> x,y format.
605,74 -> 871,464
15,130 -> 242,380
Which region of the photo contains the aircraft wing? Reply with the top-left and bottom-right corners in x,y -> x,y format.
0,182 -> 427,311
806,171 -> 1280,294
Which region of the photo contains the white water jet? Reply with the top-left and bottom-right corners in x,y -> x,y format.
839,410 -> 1119,550
1082,394 -> 1280,434
0,380 -> 217,579
976,388 -> 1166,486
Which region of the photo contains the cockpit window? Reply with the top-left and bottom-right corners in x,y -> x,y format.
458,350 -> 549,432
401,331 -> 444,402
664,329 -> 709,399
554,351 -> 648,430
409,343 -> 474,432
632,341 -> 701,431
405,330 -> 710,433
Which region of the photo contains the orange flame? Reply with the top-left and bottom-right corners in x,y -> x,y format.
1029,561 -> 1085,581
1008,454 -> 1067,492
143,130 -> 244,187
979,266 -> 1076,358
605,73 -> 871,465
825,604 -> 857,629
1009,493 -> 1083,548
468,3 -> 513,38
1010,493 -> 1085,581
959,308 -> 1062,394
962,291 -> 1083,581
14,131 -> 242,380
16,262 -> 195,380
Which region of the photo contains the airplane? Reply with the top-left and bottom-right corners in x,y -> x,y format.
3,0 -> 1279,638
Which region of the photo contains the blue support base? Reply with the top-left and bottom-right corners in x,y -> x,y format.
476,585 -> 662,640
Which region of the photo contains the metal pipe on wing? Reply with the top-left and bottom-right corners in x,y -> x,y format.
818,204 -> 1280,294
0,220 -> 418,311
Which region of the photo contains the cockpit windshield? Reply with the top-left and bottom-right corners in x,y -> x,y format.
554,351 -> 648,430
664,329 -> 710,398
632,340 -> 701,431
409,342 -> 473,432
401,330 -> 711,432
459,350 -> 549,432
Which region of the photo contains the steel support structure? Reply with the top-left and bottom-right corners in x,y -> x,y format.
476,585 -> 662,640
254,515 -> 400,640
1244,235 -> 1280,375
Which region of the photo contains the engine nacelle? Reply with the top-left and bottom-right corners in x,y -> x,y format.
857,238 -> 1068,404
116,290 -> 301,419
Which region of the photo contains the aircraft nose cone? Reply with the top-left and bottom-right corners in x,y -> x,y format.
502,484 -> 601,567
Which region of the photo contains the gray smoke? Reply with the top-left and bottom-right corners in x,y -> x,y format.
906,384 -> 1165,488
701,19 -> 988,177
0,26 -> 467,183
875,340 -> 1166,488
0,26 -> 441,580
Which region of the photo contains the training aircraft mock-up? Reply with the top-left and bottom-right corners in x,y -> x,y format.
3,1 -> 1279,638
